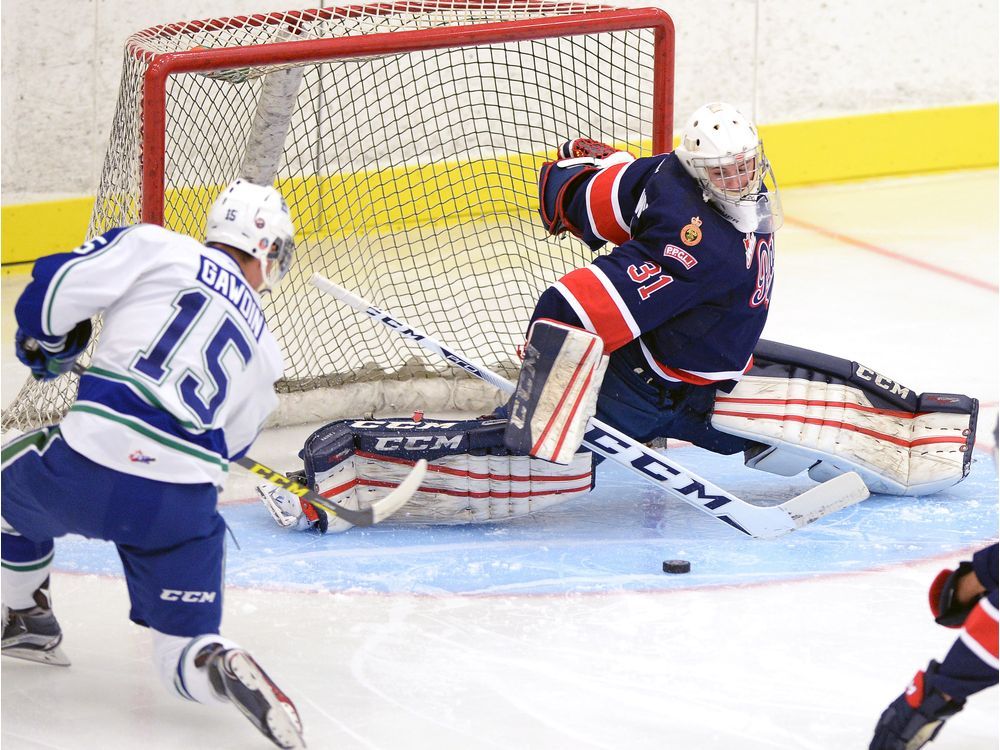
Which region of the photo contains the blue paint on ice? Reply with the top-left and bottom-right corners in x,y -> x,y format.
51,447 -> 998,594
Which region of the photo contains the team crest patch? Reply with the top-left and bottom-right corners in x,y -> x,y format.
129,450 -> 156,464
663,244 -> 697,270
680,216 -> 702,246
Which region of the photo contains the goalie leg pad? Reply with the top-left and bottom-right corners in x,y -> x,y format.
285,417 -> 594,528
504,319 -> 609,465
712,340 -> 977,495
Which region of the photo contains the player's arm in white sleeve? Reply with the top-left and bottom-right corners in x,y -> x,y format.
13,226 -> 156,379
14,226 -> 155,341
219,336 -> 284,461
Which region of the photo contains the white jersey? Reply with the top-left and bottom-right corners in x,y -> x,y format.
21,224 -> 284,486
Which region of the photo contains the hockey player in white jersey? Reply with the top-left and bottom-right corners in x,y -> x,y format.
2,179 -> 306,749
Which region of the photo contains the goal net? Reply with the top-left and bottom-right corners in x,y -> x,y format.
2,1 -> 673,432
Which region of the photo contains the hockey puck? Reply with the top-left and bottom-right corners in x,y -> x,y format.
662,559 -> 691,574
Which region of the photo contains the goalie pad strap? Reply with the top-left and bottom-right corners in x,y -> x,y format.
300,417 -> 594,525
504,319 -> 609,465
713,340 -> 977,495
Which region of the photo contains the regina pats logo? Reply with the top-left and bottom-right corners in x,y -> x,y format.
680,216 -> 703,246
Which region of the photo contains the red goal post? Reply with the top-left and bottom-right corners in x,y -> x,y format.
3,2 -> 674,432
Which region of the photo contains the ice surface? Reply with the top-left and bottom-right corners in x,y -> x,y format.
2,171 -> 997,749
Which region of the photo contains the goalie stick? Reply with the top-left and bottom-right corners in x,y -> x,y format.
27,349 -> 423,528
310,273 -> 871,539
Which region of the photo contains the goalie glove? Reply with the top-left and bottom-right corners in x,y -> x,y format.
558,138 -> 627,160
538,139 -> 635,239
869,661 -> 965,750
15,320 -> 92,381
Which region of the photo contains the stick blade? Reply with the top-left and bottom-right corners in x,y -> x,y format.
370,459 -> 428,524
784,471 -> 870,530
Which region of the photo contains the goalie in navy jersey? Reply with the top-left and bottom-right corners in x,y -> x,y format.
510,101 -> 783,464
259,103 -> 976,534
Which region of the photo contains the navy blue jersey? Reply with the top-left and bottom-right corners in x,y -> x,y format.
928,543 -> 999,700
535,153 -> 774,388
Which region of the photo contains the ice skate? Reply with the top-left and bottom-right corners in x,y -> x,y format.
204,645 -> 305,749
2,590 -> 70,667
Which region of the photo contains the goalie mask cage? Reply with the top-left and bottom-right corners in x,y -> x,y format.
3,1 -> 673,432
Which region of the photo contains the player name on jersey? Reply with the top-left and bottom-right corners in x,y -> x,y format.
196,256 -> 266,340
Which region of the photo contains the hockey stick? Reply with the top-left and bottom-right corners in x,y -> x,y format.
311,273 -> 870,539
235,456 -> 426,527
26,349 -> 423,528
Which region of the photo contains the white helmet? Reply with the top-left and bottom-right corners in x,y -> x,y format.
205,178 -> 296,292
674,102 -> 782,233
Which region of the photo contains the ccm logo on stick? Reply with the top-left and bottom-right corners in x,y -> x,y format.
585,428 -> 733,511
160,589 -> 217,603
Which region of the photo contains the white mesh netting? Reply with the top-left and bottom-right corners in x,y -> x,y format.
2,2 -> 670,431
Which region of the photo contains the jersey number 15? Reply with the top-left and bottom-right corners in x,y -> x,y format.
132,289 -> 252,426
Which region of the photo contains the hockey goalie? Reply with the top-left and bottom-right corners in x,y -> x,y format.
260,103 -> 977,534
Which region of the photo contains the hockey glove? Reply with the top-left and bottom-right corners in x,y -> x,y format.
869,661 -> 965,750
928,561 -> 982,628
558,138 -> 623,160
15,320 -> 92,381
256,481 -> 329,533
539,139 -> 636,239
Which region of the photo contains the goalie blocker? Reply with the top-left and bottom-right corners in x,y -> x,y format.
258,417 -> 594,533
505,319 -> 609,465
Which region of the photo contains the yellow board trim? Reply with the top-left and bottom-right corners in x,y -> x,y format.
2,197 -> 95,265
3,104 -> 996,267
759,103 -> 998,185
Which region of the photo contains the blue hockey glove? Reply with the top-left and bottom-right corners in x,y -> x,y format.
928,561 -> 981,628
15,320 -> 92,381
869,661 -> 965,750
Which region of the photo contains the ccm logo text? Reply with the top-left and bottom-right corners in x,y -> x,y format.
160,589 -> 217,603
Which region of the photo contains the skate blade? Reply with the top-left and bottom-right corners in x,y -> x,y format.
2,644 -> 71,667
227,652 -> 306,749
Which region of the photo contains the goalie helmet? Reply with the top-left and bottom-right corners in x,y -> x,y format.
673,102 -> 782,233
205,178 -> 296,292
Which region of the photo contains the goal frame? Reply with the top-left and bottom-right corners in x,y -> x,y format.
133,4 -> 675,225
2,2 -> 677,434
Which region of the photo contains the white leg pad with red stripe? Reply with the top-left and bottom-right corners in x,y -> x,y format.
712,374 -> 975,496
255,416 -> 596,531
312,450 -> 593,525
504,320 -> 609,465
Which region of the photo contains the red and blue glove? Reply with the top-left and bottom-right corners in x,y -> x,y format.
929,561 -> 982,628
869,661 -> 965,750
